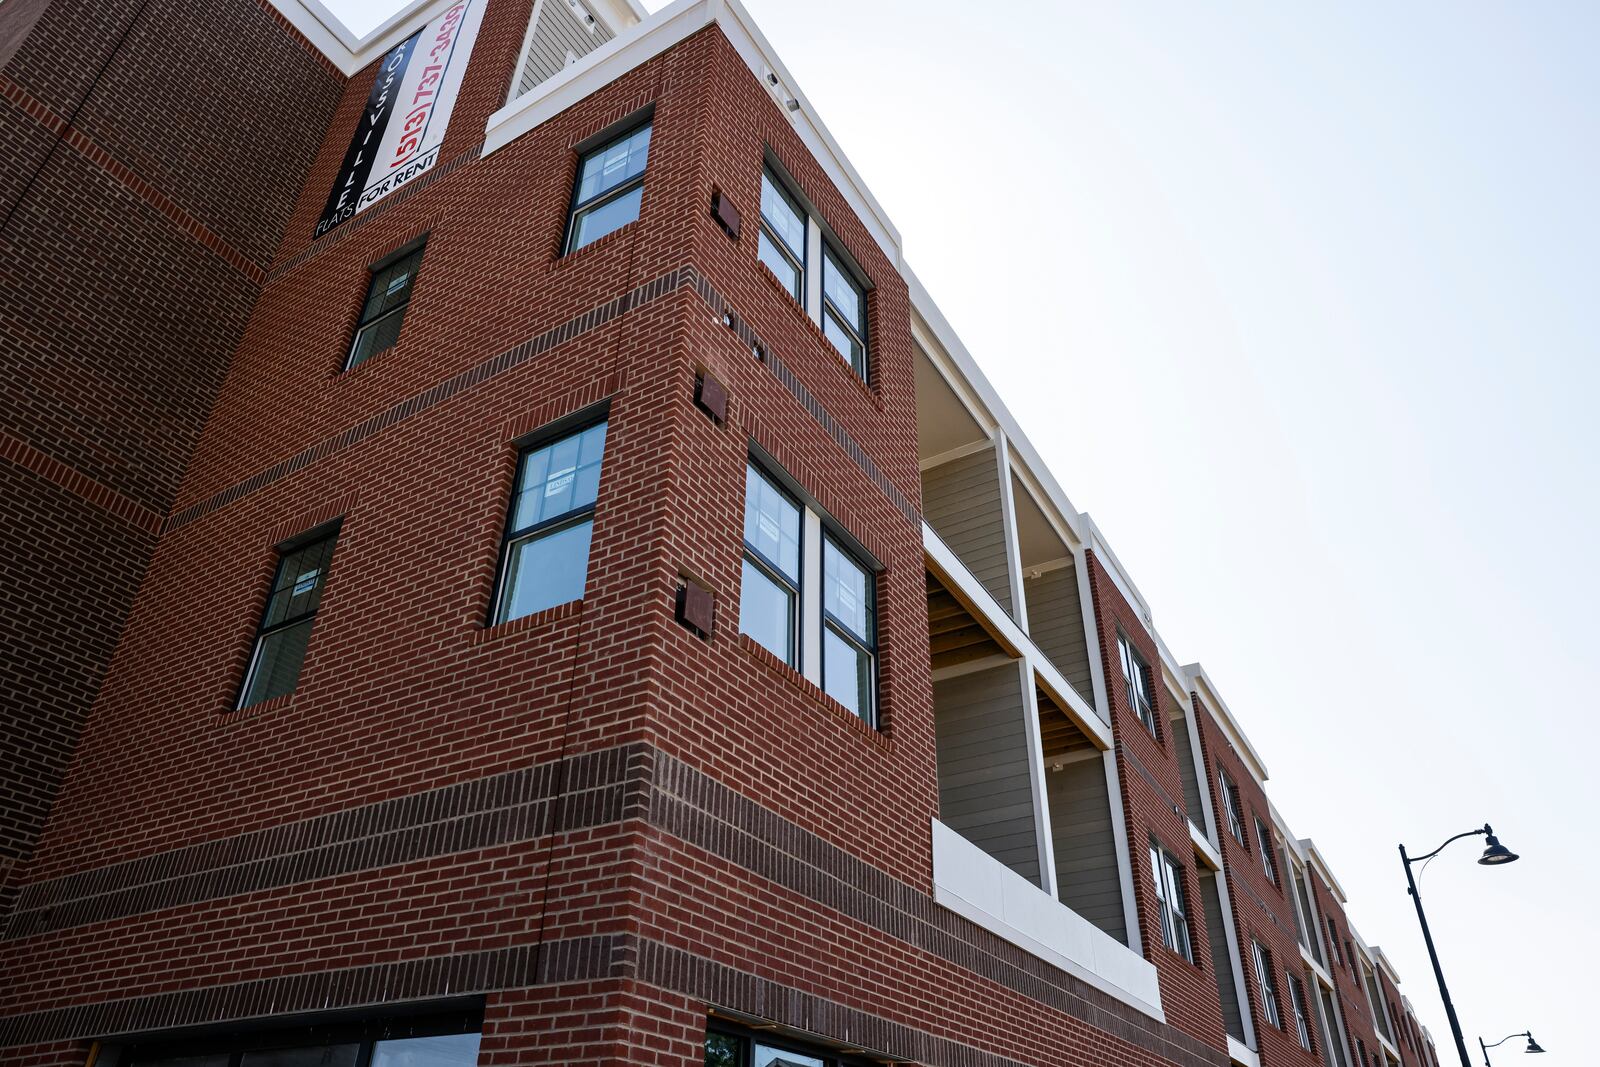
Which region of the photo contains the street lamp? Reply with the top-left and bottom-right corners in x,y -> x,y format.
1399,824 -> 1520,1067
1479,1031 -> 1545,1064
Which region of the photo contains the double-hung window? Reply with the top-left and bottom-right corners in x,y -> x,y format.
1219,769 -> 1247,845
1149,841 -> 1192,961
1287,974 -> 1315,1051
1256,817 -> 1278,883
739,460 -> 878,726
706,1027 -> 868,1067
755,163 -> 872,382
565,122 -> 651,253
492,419 -> 608,624
1252,940 -> 1283,1028
1117,632 -> 1158,736
757,168 -> 806,300
347,241 -> 424,370
1326,918 -> 1343,965
740,463 -> 802,665
238,526 -> 339,710
821,247 -> 867,377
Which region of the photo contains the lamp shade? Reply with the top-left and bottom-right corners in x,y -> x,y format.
1524,1034 -> 1545,1054
1478,833 -> 1519,865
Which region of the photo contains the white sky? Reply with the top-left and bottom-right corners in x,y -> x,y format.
326,0 -> 1595,1058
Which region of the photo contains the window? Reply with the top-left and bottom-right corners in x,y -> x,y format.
706,1028 -> 868,1067
347,242 -> 425,370
740,462 -> 802,665
739,459 -> 878,726
820,246 -> 867,377
492,419 -> 608,624
1117,632 -> 1157,736
757,168 -> 806,300
1218,769 -> 1246,845
1255,817 -> 1277,883
123,1010 -> 480,1067
1287,974 -> 1315,1051
1148,841 -> 1192,961
754,161 -> 871,382
565,122 -> 651,253
1326,918 -> 1342,965
1252,939 -> 1283,1028
821,534 -> 875,721
238,526 -> 339,710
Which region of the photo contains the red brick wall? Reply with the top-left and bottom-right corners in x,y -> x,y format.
0,0 -> 344,910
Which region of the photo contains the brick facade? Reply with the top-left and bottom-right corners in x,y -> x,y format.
0,2 -> 1451,1066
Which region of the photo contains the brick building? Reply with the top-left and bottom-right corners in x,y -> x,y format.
0,1 -> 1448,1065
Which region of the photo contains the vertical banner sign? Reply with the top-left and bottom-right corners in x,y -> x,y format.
315,0 -> 486,238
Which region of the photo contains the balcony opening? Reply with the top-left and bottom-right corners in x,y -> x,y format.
1011,475 -> 1094,706
1039,686 -> 1125,943
1168,697 -> 1206,832
1198,869 -> 1246,1041
926,569 -> 1008,673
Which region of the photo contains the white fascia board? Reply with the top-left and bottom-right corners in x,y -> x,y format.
931,818 -> 1164,1020
1371,945 -> 1404,986
1185,663 -> 1271,785
268,0 -> 463,75
588,0 -> 649,32
1277,812 -> 1308,862
924,522 -> 1112,744
1301,943 -> 1334,990
1301,839 -> 1350,902
481,0 -> 901,265
1376,1031 -> 1402,1060
1190,820 -> 1222,870
905,268 -> 1087,545
1228,1037 -> 1261,1067
1080,514 -> 1157,630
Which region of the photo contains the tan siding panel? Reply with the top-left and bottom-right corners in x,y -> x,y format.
922,447 -> 1013,614
934,664 -> 1038,884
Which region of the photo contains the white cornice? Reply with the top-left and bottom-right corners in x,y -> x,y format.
1185,663 -> 1270,785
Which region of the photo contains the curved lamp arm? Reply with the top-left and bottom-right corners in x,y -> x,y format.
1405,824 -> 1490,865
1481,1032 -> 1530,1050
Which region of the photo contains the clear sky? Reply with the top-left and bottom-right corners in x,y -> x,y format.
327,0 -> 1596,1058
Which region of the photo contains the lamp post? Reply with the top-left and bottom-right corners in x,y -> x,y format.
1398,824 -> 1519,1067
1479,1031 -> 1545,1064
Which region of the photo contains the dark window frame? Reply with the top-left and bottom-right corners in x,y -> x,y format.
234,521 -> 341,711
118,1004 -> 481,1067
1116,631 -> 1159,738
740,459 -> 804,669
1287,972 -> 1315,1051
562,116 -> 653,255
820,241 -> 869,379
489,410 -> 610,626
820,531 -> 877,727
345,237 -> 427,371
705,1021 -> 874,1067
1148,837 -> 1193,962
1252,938 -> 1283,1029
1218,768 -> 1247,847
757,165 -> 807,301
1255,816 -> 1277,883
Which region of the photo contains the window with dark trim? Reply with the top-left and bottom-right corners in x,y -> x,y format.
1116,632 -> 1158,737
491,418 -> 608,624
1218,769 -> 1247,846
739,457 -> 880,727
1326,917 -> 1343,965
1287,973 -> 1315,1051
820,245 -> 867,377
1149,839 -> 1193,961
346,241 -> 425,370
237,525 -> 339,710
1255,816 -> 1277,883
705,1023 -> 871,1067
1252,938 -> 1283,1028
119,1006 -> 481,1067
565,121 -> 651,253
757,167 -> 806,301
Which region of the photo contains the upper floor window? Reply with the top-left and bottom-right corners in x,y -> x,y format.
1117,632 -> 1157,736
1218,769 -> 1246,845
1251,939 -> 1283,1028
1255,817 -> 1277,883
821,247 -> 867,377
1286,973 -> 1315,1051
121,1009 -> 480,1067
1148,840 -> 1192,961
492,419 -> 608,623
565,122 -> 651,253
739,459 -> 879,726
347,241 -> 425,370
758,168 -> 806,300
238,525 -> 339,710
1326,917 -> 1343,965
754,161 -> 871,382
706,1027 -> 869,1067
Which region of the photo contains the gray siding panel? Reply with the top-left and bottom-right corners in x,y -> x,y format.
1047,756 -> 1126,943
1201,870 -> 1246,1041
1023,563 -> 1093,704
923,447 -> 1012,614
516,0 -> 614,97
934,665 -> 1038,884
1170,709 -> 1206,826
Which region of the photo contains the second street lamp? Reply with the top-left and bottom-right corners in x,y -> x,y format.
1398,824 -> 1520,1067
1479,1031 -> 1545,1064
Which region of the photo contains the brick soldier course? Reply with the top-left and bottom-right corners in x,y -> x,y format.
0,2 -> 1448,1066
